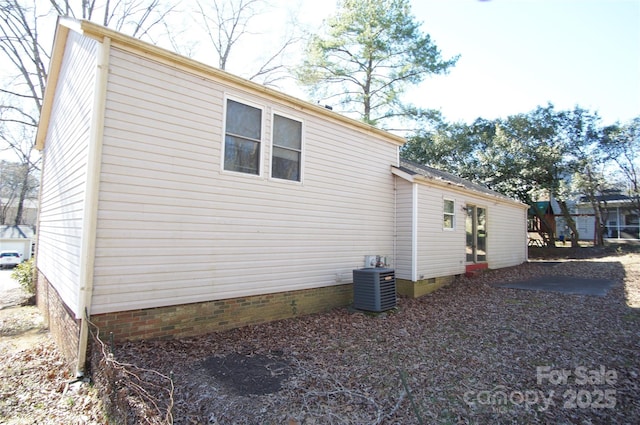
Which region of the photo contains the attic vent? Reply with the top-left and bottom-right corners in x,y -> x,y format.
352,268 -> 396,312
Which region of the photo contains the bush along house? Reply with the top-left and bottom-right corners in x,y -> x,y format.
35,18 -> 529,374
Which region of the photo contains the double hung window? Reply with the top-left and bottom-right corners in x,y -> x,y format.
272,114 -> 302,181
224,99 -> 262,175
443,199 -> 455,229
223,98 -> 303,181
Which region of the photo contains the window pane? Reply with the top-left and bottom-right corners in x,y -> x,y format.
444,200 -> 454,214
226,99 -> 261,140
224,135 -> 260,174
477,207 -> 487,261
273,115 -> 302,150
466,207 -> 474,262
443,214 -> 454,229
224,99 -> 262,174
272,114 -> 302,181
272,147 -> 300,181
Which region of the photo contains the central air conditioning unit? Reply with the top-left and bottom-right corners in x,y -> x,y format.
352,267 -> 396,312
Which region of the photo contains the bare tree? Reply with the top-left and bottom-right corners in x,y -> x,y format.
48,0 -> 176,39
602,117 -> 640,218
0,0 -> 47,224
194,0 -> 304,86
0,0 -> 177,224
0,1 -> 47,127
196,0 -> 262,70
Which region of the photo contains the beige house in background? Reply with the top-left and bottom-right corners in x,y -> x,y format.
1,197 -> 39,226
35,18 -> 528,374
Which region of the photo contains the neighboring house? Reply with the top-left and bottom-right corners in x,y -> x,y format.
572,193 -> 639,241
0,225 -> 35,261
533,191 -> 640,242
1,198 -> 39,226
35,18 -> 528,373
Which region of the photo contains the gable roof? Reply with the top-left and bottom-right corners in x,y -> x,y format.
578,193 -> 631,203
36,18 -> 406,151
393,159 -> 526,207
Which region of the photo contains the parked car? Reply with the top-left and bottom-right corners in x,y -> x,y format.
0,251 -> 22,269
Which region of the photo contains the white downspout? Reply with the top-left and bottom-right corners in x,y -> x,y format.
393,175 -> 397,270
76,36 -> 110,376
411,183 -> 418,282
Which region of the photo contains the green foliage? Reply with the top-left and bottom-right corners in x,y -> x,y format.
403,105 -> 640,246
11,258 -> 35,295
296,0 -> 458,126
402,104 -> 613,206
601,117 -> 640,203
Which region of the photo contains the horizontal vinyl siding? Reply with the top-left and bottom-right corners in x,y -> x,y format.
91,48 -> 398,314
485,202 -> 528,269
38,32 -> 98,315
460,193 -> 527,270
414,183 -> 527,279
415,186 -> 467,279
394,178 -> 414,280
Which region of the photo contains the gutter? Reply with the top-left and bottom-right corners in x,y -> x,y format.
76,35 -> 110,377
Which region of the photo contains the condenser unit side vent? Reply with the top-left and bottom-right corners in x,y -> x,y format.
352,268 -> 396,312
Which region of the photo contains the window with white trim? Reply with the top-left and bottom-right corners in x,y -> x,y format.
443,199 -> 455,229
271,114 -> 302,181
224,99 -> 262,175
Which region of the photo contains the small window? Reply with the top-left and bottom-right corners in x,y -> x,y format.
272,114 -> 302,181
443,199 -> 455,229
224,99 -> 262,175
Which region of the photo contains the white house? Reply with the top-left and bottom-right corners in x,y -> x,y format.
393,161 -> 528,296
35,18 -> 528,373
573,193 -> 639,241
0,225 -> 35,261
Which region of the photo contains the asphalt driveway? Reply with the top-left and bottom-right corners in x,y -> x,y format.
493,274 -> 615,296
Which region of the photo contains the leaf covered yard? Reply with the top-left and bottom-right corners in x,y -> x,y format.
1,249 -> 639,424
112,250 -> 640,424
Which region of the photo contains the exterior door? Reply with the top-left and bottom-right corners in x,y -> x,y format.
466,205 -> 487,263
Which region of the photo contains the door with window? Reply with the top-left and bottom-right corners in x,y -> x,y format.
466,205 -> 487,263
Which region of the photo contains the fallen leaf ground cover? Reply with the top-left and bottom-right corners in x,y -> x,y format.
116,249 -> 640,424
0,292 -> 105,424
1,247 -> 639,424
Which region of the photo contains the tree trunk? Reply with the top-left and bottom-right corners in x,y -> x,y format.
13,165 -> 30,225
557,200 -> 579,247
534,208 -> 555,247
592,200 -> 605,246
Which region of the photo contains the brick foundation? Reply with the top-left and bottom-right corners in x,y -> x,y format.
36,270 -> 81,367
90,284 -> 353,343
396,275 -> 455,298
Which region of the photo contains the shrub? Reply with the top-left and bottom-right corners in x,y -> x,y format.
11,258 -> 35,295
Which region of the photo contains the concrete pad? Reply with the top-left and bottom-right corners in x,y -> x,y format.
494,275 -> 614,297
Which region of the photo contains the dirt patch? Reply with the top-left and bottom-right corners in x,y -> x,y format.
201,352 -> 291,396
0,304 -> 48,355
0,287 -> 31,311
0,286 -> 106,424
